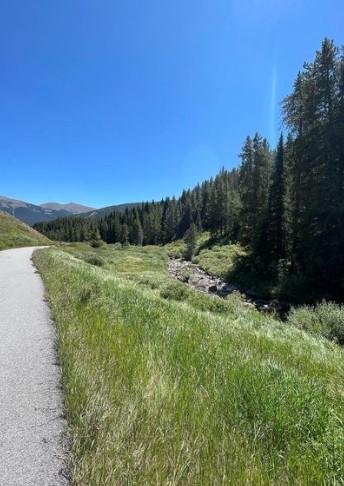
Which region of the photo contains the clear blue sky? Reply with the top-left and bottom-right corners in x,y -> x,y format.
1,0 -> 343,208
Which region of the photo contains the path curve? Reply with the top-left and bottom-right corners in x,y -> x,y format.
0,247 -> 68,485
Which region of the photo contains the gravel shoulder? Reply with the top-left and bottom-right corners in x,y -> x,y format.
0,247 -> 68,485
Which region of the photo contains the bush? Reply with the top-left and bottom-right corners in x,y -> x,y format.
85,255 -> 105,267
287,301 -> 344,344
90,239 -> 104,248
160,282 -> 189,301
137,276 -> 160,290
113,242 -> 122,249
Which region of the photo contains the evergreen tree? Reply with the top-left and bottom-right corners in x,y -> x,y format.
131,218 -> 144,245
161,198 -> 179,242
184,223 -> 198,261
266,134 -> 286,271
238,136 -> 255,245
120,224 -> 129,246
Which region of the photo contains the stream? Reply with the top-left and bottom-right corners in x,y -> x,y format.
168,258 -> 290,318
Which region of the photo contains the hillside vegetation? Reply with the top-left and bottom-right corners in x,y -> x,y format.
34,243 -> 344,485
0,210 -> 50,250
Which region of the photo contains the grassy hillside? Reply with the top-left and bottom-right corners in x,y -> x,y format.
34,243 -> 344,485
0,210 -> 50,250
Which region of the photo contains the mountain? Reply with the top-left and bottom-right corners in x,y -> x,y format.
0,210 -> 51,250
0,196 -> 72,225
0,195 -> 138,226
0,195 -> 96,226
40,202 -> 95,214
82,202 -> 140,219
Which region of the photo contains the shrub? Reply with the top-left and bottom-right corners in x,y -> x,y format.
85,255 -> 105,267
90,239 -> 104,248
288,301 -> 344,344
184,223 -> 198,261
160,282 -> 189,301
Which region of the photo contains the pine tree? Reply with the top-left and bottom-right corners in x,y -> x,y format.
131,218 -> 144,245
184,223 -> 198,261
267,134 -> 286,271
162,198 -> 177,243
177,197 -> 193,238
120,224 -> 129,246
238,136 -> 255,245
208,179 -> 221,237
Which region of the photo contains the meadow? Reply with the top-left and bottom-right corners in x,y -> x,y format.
34,242 -> 344,485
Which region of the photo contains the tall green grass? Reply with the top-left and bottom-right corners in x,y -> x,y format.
0,210 -> 50,250
35,247 -> 344,485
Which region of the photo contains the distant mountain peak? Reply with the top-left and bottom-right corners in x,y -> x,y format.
0,195 -> 95,226
40,202 -> 95,214
0,194 -> 136,226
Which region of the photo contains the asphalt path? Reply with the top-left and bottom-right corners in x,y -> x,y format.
0,247 -> 68,485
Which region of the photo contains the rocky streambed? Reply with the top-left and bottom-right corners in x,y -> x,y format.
168,258 -> 289,317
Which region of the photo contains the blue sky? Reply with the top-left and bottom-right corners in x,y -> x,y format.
1,0 -> 343,208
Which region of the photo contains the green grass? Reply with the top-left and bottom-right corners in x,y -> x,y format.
165,232 -> 211,259
194,243 -> 246,279
60,242 -> 245,316
0,210 -> 50,250
34,244 -> 344,485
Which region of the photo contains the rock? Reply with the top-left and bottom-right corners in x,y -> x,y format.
222,283 -> 238,293
243,302 -> 255,308
167,257 -> 287,318
260,305 -> 271,312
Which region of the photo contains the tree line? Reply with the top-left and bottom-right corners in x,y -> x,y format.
34,167 -> 240,246
35,39 -> 344,300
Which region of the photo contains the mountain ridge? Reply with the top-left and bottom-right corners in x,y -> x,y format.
40,202 -> 95,214
0,195 -> 137,225
0,195 -> 71,225
81,202 -> 140,219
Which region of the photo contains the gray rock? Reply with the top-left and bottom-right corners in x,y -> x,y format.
167,257 -> 286,318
